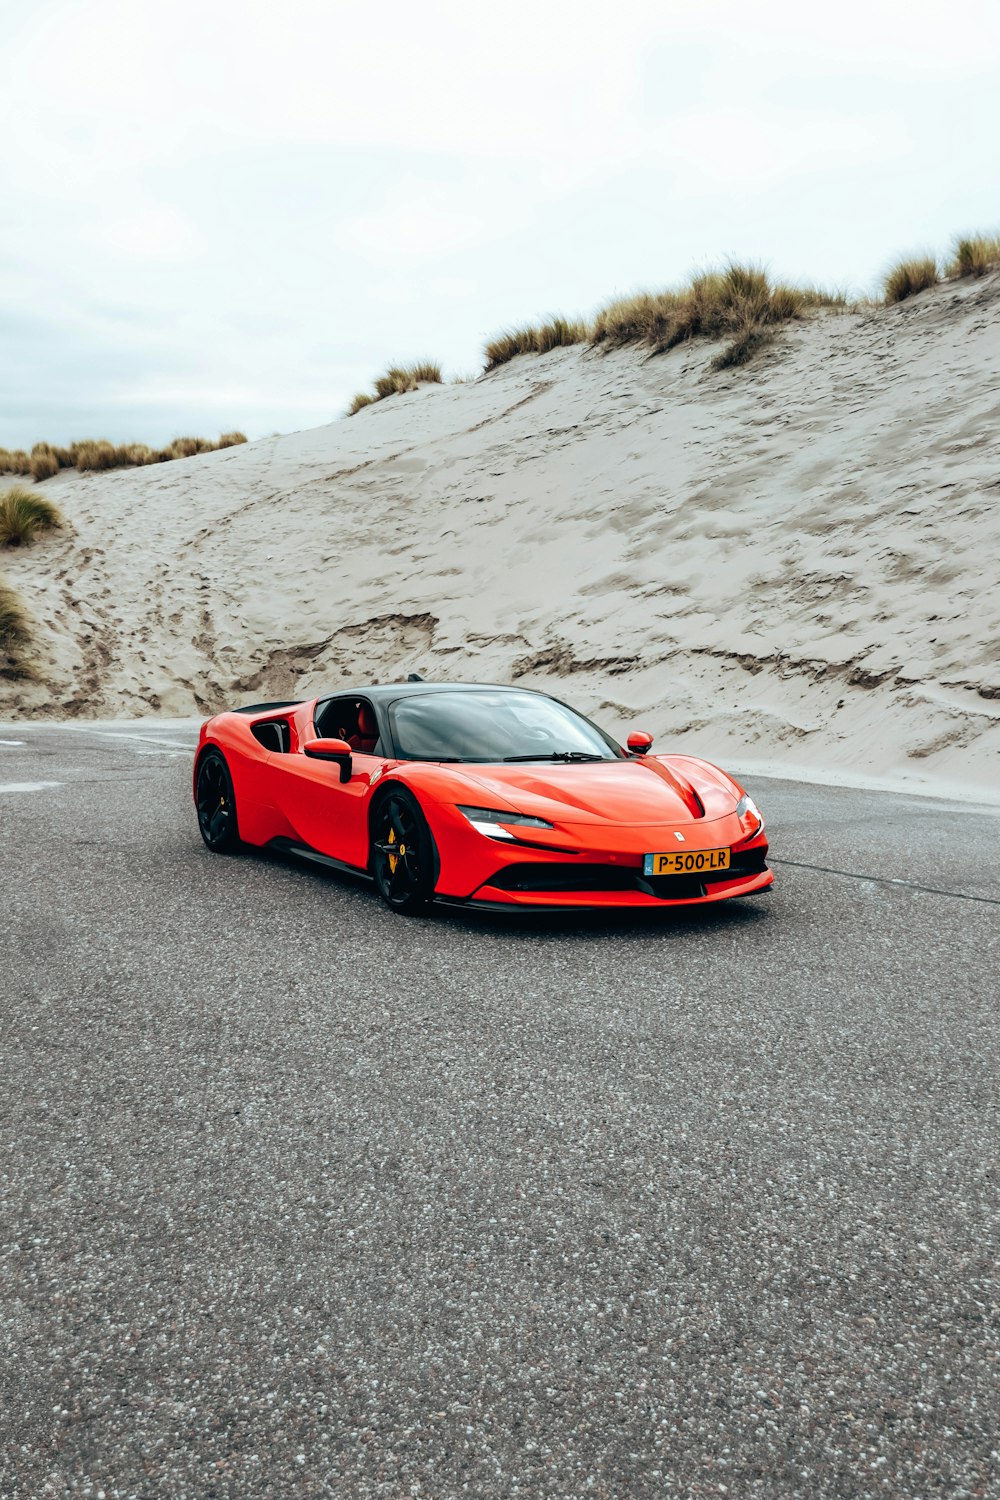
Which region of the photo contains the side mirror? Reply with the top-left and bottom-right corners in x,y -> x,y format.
627,730 -> 654,756
303,737 -> 353,782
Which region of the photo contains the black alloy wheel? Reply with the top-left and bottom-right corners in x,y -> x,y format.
371,789 -> 436,914
196,749 -> 241,853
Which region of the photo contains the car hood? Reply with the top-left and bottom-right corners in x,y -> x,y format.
447,755 -> 736,826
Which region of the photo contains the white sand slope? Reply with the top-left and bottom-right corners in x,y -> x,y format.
3,273 -> 999,797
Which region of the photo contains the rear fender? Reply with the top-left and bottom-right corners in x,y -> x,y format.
195,713 -> 295,847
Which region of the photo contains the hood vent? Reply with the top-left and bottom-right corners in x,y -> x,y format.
638,757 -> 705,818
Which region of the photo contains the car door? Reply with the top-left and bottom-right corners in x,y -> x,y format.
267,697 -> 384,868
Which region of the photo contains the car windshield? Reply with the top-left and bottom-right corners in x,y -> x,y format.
388,691 -> 621,763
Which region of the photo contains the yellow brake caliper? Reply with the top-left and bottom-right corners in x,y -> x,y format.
387,826 -> 398,874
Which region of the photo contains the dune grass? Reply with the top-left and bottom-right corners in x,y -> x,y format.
372,363 -> 443,399
591,292 -> 678,348
483,318 -> 589,372
883,256 -> 939,305
29,446 -> 60,481
533,317 -> 588,355
483,328 -> 543,370
405,361 -> 442,386
1,432 -> 248,478
590,265 -> 841,365
165,436 -> 212,459
0,576 -> 35,677
72,439 -> 171,470
584,264 -> 847,371
947,232 -> 1000,279
373,370 -> 411,400
710,325 -> 776,370
467,224 -> 999,384
347,362 -> 442,415
0,486 -> 64,547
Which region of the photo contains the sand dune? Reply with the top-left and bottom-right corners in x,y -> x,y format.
3,274 -> 998,798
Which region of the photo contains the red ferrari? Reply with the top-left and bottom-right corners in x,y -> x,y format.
193,682 -> 772,914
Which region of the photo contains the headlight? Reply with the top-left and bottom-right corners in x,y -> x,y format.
735,793 -> 763,836
457,805 -> 554,840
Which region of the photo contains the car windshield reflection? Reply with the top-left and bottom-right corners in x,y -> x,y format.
388,690 -> 621,763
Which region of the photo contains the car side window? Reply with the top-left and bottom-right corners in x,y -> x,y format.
315,698 -> 382,756
251,719 -> 291,753
315,698 -> 354,740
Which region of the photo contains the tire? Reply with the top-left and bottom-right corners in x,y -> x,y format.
370,787 -> 436,914
195,748 -> 241,853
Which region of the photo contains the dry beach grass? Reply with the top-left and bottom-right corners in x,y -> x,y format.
0,433 -> 248,480
0,488 -> 63,674
484,319 -> 589,371
949,232 -> 1000,279
883,256 -> 940,305
420,226 -> 998,389
349,362 -> 443,415
0,487 -> 63,547
0,578 -> 35,677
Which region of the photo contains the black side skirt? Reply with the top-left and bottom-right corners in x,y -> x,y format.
266,837 -> 373,882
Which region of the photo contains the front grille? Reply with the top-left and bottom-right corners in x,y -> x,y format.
490,847 -> 768,898
491,863 -> 639,894
641,874 -> 711,899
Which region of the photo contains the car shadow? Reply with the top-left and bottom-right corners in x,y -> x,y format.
248,841 -> 774,940
430,894 -> 774,939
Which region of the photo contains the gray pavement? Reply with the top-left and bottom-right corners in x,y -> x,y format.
1,723 -> 998,1499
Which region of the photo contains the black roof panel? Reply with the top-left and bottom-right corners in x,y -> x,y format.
315,681 -> 550,705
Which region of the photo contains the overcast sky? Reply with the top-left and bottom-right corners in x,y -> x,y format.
2,0 -> 998,448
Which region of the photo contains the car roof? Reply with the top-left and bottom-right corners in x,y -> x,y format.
316,682 -> 550,706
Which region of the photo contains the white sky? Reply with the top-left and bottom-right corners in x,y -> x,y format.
2,0 -> 999,446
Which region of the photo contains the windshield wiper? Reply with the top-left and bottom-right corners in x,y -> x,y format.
502,751 -> 607,763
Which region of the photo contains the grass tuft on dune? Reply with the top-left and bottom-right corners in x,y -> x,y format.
165,436 -> 213,459
948,232 -> 1000,279
586,264 -> 844,369
347,362 -> 442,414
466,224 -> 1000,386
0,486 -> 64,547
534,317 -> 589,355
710,325 -> 776,370
484,319 -> 589,371
1,433 -> 249,478
372,364 -> 443,399
71,440 -> 141,472
483,328 -> 544,371
29,445 -> 61,481
0,576 -> 35,677
883,256 -> 939,304
590,292 -> 675,348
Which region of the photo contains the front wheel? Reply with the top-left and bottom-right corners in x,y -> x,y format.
195,748 -> 241,853
370,788 -> 436,914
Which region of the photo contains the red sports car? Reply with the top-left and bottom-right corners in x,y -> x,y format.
193,682 -> 772,914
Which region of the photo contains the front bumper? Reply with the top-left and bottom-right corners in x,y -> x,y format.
466,853 -> 772,908
429,802 -> 771,908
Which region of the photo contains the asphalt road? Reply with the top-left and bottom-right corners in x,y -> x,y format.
1,723 -> 998,1500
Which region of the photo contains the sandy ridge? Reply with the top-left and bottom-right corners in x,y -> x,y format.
2,273 -> 998,797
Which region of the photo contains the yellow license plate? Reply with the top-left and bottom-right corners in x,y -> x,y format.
643,847 -> 731,877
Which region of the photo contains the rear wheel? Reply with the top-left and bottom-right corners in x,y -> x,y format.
371,788 -> 436,914
196,749 -> 241,853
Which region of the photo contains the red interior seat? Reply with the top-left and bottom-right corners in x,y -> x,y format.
348,701 -> 379,755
